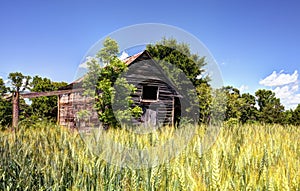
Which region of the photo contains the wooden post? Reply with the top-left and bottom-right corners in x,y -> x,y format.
7,88 -> 85,130
57,95 -> 60,125
12,91 -> 19,130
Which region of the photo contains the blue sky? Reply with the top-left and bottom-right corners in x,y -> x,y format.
0,0 -> 299,109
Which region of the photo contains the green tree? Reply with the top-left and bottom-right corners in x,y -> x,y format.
147,37 -> 208,87
82,57 -> 102,96
83,37 -> 142,128
255,89 -> 284,124
239,93 -> 258,123
96,37 -> 119,64
0,78 -> 12,128
0,78 -> 8,95
209,88 -> 227,124
292,104 -> 300,125
196,83 -> 212,123
281,109 -> 294,125
223,86 -> 242,121
8,72 -> 31,129
30,76 -> 67,121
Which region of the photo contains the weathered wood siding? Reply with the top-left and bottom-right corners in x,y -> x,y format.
128,78 -> 175,126
58,91 -> 99,128
125,54 -> 178,126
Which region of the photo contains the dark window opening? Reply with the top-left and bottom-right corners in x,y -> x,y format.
142,86 -> 158,100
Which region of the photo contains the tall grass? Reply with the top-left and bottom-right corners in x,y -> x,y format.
0,123 -> 299,190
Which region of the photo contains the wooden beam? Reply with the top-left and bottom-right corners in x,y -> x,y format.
21,88 -> 84,98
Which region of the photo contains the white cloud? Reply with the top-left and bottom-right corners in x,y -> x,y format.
259,70 -> 298,87
259,70 -> 300,110
239,85 -> 249,93
273,83 -> 300,110
291,84 -> 298,92
274,85 -> 292,98
118,51 -> 129,60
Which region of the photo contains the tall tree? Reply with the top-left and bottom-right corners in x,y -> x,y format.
96,37 -> 119,64
8,72 -> 31,129
84,37 -> 142,128
255,89 -> 284,124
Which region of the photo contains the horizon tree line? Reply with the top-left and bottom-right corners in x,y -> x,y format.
0,37 -> 300,128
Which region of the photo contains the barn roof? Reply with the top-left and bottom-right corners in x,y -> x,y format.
123,50 -> 183,97
60,50 -> 182,97
123,51 -> 144,65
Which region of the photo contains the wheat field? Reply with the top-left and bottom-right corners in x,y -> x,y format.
0,123 -> 299,190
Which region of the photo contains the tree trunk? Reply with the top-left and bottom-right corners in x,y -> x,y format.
12,91 -> 19,130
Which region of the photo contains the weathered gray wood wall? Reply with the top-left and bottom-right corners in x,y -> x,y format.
124,52 -> 179,126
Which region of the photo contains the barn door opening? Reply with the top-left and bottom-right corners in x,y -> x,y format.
174,97 -> 181,127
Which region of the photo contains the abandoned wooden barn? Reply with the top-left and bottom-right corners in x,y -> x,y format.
57,50 -> 181,128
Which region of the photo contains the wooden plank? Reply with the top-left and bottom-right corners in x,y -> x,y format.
21,88 -> 85,98
12,92 -> 19,129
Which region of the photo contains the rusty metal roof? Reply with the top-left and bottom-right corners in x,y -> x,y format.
122,51 -> 144,65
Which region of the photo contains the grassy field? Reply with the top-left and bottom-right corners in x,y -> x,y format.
0,123 -> 299,190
